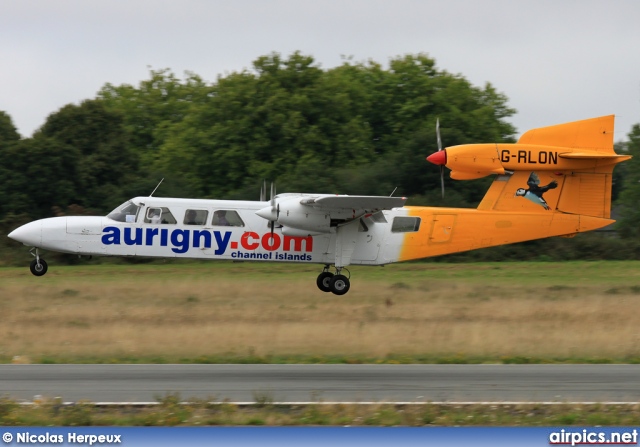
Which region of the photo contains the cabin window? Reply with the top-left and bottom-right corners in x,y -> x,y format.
107,200 -> 140,223
391,217 -> 421,233
144,207 -> 177,224
212,210 -> 244,227
184,209 -> 208,225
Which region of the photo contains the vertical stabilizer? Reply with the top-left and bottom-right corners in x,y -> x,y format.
518,115 -> 614,152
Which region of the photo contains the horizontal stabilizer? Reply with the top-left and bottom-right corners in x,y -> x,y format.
559,152 -> 631,161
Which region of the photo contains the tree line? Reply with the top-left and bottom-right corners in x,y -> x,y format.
1,51 -> 639,263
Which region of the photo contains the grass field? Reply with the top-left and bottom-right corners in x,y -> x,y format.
3,399 -> 640,426
2,260 -> 640,364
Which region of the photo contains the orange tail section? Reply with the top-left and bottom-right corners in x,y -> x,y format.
478,115 -> 629,219
399,116 -> 630,262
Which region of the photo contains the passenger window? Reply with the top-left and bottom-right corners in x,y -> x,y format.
144,207 -> 177,224
391,217 -> 421,233
212,210 -> 244,227
184,209 -> 208,225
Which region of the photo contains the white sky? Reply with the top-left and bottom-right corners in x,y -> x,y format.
1,0 -> 639,141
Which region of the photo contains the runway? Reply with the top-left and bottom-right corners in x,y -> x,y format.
1,364 -> 639,403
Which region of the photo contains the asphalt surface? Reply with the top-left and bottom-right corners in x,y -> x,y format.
1,364 -> 639,403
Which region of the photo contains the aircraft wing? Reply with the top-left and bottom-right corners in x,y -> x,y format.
299,195 -> 406,213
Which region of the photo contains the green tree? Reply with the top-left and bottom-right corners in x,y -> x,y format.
0,137 -> 79,218
37,99 -> 137,212
152,52 -> 516,201
99,69 -> 212,166
616,124 -> 640,238
0,111 -> 20,143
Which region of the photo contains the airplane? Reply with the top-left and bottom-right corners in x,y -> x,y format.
8,115 -> 630,295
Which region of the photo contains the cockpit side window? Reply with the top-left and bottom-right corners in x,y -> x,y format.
144,207 -> 177,224
107,201 -> 141,223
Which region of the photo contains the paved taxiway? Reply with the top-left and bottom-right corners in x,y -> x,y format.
1,364 -> 639,403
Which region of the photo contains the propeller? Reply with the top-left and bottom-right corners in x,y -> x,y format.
436,118 -> 444,198
426,118 -> 447,198
269,182 -> 277,236
256,182 -> 281,237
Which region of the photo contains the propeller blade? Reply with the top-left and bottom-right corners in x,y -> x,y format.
437,118 -> 444,198
270,182 -> 276,210
260,180 -> 266,202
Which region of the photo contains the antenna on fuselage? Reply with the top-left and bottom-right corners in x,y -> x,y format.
389,187 -> 398,197
149,178 -> 164,197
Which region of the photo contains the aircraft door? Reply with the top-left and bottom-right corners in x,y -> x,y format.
202,210 -> 246,257
430,214 -> 456,243
352,218 -> 382,261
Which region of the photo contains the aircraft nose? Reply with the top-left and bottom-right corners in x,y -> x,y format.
8,221 -> 43,247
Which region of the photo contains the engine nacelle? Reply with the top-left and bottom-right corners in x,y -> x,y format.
256,198 -> 332,234
277,200 -> 331,234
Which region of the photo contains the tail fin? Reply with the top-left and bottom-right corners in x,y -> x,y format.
517,115 -> 614,151
478,115 -> 629,219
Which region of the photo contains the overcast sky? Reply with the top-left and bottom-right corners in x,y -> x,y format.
1,0 -> 639,141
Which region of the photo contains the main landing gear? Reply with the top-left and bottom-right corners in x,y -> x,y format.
316,264 -> 350,295
29,248 -> 48,277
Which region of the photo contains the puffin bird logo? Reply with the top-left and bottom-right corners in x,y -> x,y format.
515,172 -> 558,210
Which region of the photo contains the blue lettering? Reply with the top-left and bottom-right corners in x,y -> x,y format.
101,226 -> 120,245
145,228 -> 159,245
171,229 -> 190,254
213,231 -> 231,255
124,227 -> 143,245
100,227 -> 275,257
193,230 -> 212,248
160,229 -> 169,246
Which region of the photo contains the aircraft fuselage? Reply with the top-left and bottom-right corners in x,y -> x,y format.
9,196 -> 409,266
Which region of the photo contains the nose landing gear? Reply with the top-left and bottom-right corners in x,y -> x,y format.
316,265 -> 350,295
29,249 -> 48,276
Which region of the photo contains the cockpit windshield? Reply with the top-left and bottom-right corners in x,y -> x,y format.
107,200 -> 140,223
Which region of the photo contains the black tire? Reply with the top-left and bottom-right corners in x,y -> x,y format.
316,272 -> 334,292
30,258 -> 48,276
329,274 -> 350,295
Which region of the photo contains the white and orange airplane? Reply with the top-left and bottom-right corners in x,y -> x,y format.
8,115 -> 629,295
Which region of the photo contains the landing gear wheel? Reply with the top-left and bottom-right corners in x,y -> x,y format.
329,274 -> 350,295
30,258 -> 48,276
316,271 -> 334,292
